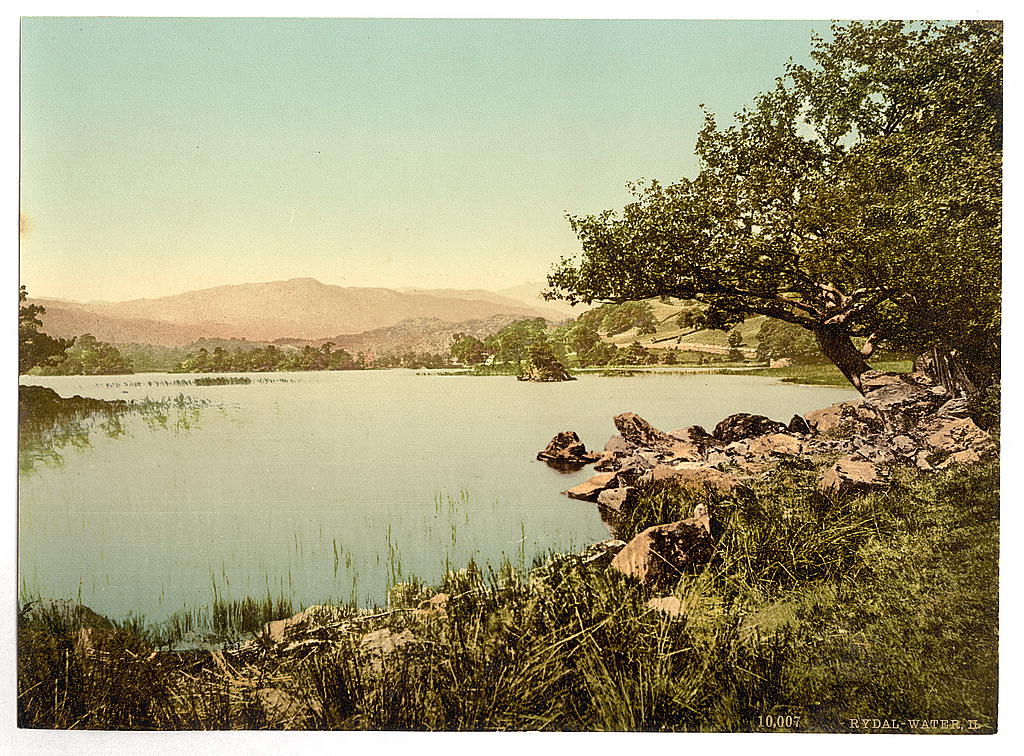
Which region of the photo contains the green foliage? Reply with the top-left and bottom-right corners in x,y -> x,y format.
484,318 -> 557,365
372,351 -> 449,369
19,286 -> 72,374
115,343 -> 189,372
675,306 -> 707,332
449,333 -> 488,365
600,301 -> 657,336
519,342 -> 573,381
174,342 -> 363,373
970,381 -> 1000,434
548,21 -> 1001,388
612,341 -> 659,366
756,318 -> 822,364
37,333 -> 134,376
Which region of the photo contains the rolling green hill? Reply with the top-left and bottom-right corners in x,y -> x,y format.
596,298 -> 762,357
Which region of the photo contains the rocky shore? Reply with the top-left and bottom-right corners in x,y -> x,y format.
537,364 -> 997,591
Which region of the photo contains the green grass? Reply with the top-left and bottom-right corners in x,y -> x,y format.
17,459 -> 998,731
712,360 -> 914,387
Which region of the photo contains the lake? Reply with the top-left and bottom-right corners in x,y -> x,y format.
18,370 -> 854,624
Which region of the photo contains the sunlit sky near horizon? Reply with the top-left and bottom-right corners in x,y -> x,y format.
20,17 -> 832,302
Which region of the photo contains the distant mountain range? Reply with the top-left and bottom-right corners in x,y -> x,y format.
277,314 -> 533,356
29,277 -> 574,347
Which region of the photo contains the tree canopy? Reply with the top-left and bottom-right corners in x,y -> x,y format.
547,21 -> 1001,392
19,286 -> 72,374
36,333 -> 133,375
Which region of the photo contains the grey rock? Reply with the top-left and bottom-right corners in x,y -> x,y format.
713,413 -> 788,443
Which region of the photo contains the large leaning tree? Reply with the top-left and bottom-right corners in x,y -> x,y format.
547,21 -> 1001,393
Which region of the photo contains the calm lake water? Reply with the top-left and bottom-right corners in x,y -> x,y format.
19,370 -> 854,623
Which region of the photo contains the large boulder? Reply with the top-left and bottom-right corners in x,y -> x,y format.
643,464 -> 743,495
745,432 -> 804,458
817,457 -> 890,497
859,379 -> 947,434
787,414 -> 812,435
610,509 -> 716,586
804,399 -> 869,437
713,413 -> 787,444
614,412 -> 675,448
668,425 -> 718,448
596,486 -> 639,538
536,431 -> 601,469
562,471 -> 619,501
918,417 -> 997,461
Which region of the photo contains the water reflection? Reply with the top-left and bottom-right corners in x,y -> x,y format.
18,385 -> 206,473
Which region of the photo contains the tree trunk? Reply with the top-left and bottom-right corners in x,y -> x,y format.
814,324 -> 873,394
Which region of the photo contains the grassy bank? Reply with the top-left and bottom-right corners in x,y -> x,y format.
712,360 -> 914,387
18,458 -> 998,731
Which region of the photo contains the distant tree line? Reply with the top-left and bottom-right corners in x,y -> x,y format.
171,343 -> 454,373
33,333 -> 133,375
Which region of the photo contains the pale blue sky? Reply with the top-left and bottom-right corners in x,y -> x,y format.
20,18 -> 830,301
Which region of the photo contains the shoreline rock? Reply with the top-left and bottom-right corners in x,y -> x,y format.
537,431 -> 601,470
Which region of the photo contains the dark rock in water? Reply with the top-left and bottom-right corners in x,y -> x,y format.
537,431 -> 600,470
788,414 -> 812,435
610,508 -> 716,586
614,412 -> 675,447
713,413 -> 788,443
